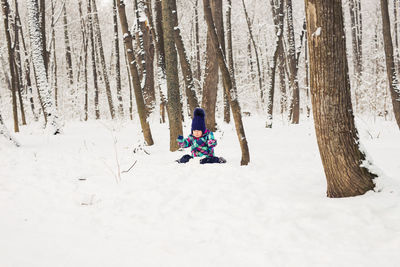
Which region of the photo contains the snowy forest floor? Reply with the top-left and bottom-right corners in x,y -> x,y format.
1,116 -> 400,267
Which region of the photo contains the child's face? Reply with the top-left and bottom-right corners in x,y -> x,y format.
193,130 -> 202,138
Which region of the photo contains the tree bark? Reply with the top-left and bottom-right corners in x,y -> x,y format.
13,0 -> 26,125
28,0 -> 61,134
287,0 -> 300,124
162,0 -> 183,151
305,0 -> 375,197
242,0 -> 264,105
39,0 -> 49,76
203,0 -> 250,165
202,0 -> 223,131
225,0 -> 234,124
117,0 -> 154,145
171,0 -> 199,117
113,0 -> 124,117
62,2 -> 73,86
87,0 -> 100,119
266,0 -> 284,128
92,0 -> 116,119
0,113 -> 20,146
380,0 -> 400,129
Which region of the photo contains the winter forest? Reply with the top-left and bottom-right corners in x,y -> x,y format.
1,0 -> 400,266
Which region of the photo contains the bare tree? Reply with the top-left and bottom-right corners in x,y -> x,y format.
116,0 -> 154,145
203,0 -> 250,165
2,0 -> 19,132
171,0 -> 199,117
27,0 -> 61,134
202,0 -> 221,131
162,0 -> 183,151
91,0 -> 116,119
242,0 -> 264,105
305,0 -> 376,197
266,0 -> 284,128
287,0 -> 300,124
113,0 -> 124,117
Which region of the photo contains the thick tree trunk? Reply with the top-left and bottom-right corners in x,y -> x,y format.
201,0 -> 223,131
305,0 -> 375,197
203,0 -> 250,165
92,0 -> 116,119
28,0 -> 61,134
162,0 -> 183,151
380,0 -> 400,129
154,0 -> 167,123
117,0 -> 154,145
2,0 -> 19,132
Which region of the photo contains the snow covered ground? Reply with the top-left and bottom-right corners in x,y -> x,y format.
1,116 -> 399,267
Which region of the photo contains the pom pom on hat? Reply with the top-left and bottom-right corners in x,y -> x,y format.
191,108 -> 206,133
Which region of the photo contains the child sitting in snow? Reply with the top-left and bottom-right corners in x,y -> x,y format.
176,108 -> 226,164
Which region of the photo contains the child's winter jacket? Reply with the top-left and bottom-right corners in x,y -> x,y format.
177,129 -> 217,158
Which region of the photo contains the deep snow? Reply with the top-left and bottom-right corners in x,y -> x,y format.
1,116 -> 399,267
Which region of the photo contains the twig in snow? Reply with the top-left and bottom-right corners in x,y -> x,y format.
122,160 -> 137,173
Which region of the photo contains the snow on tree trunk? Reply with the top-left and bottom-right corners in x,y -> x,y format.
0,113 -> 20,147
27,0 -> 61,135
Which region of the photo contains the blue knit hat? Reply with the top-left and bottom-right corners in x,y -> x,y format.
191,108 -> 206,133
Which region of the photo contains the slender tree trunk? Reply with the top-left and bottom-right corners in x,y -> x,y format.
203,0 -> 250,165
16,5 -> 38,121
287,0 -> 300,124
194,0 -> 201,82
117,0 -> 154,145
92,0 -> 115,119
2,0 -> 19,132
305,0 -> 376,197
50,0 -> 58,108
28,0 -> 61,134
242,0 -> 264,105
87,0 -> 100,119
13,0 -> 26,125
380,0 -> 400,129
113,0 -> 124,117
62,2 -> 73,86
171,0 -> 199,117
266,0 -> 284,128
39,0 -> 49,76
78,0 -> 89,121
225,0 -> 234,124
